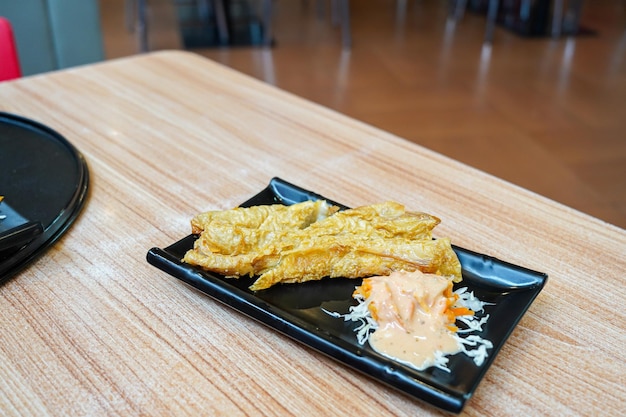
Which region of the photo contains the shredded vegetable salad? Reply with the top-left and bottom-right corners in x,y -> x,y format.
325,273 -> 493,372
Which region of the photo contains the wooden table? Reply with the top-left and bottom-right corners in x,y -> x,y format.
0,51 -> 624,416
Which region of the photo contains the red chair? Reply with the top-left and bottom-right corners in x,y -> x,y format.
0,17 -> 21,81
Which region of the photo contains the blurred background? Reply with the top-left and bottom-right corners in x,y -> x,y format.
2,1 -> 625,228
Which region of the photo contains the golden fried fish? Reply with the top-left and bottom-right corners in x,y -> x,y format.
189,199 -> 338,254
249,235 -> 461,291
183,200 -> 461,290
184,200 -> 339,276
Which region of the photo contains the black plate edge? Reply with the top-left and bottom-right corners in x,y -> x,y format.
146,246 -> 466,413
0,221 -> 44,252
0,112 -> 91,285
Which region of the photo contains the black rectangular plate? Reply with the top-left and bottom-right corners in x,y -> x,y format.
146,177 -> 547,413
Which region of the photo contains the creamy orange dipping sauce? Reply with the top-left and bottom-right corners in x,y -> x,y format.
358,270 -> 461,370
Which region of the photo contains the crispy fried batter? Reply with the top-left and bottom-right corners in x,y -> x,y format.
190,200 -> 338,255
182,200 -> 462,291
249,236 -> 460,291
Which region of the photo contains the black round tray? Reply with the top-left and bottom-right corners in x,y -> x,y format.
0,112 -> 89,284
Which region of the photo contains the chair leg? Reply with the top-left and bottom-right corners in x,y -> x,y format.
330,0 -> 340,26
451,0 -> 467,21
125,0 -> 136,32
211,0 -> 230,45
484,0 -> 499,44
563,0 -> 585,35
316,0 -> 326,20
339,0 -> 351,49
551,0 -> 564,37
519,0 -> 531,22
137,0 -> 148,52
262,0 -> 274,47
396,0 -> 408,23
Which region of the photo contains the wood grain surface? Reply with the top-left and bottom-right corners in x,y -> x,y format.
101,0 -> 626,229
0,51 -> 624,416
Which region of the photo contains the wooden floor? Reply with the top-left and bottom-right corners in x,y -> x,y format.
100,0 -> 626,229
